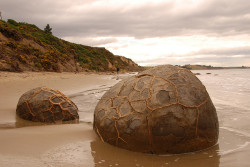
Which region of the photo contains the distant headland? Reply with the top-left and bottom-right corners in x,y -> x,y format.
178,64 -> 250,70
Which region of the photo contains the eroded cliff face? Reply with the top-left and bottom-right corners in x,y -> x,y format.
0,20 -> 142,72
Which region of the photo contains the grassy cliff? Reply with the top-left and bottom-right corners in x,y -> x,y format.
0,19 -> 141,72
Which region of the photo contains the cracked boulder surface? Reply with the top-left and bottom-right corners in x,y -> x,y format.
94,65 -> 219,154
16,87 -> 79,123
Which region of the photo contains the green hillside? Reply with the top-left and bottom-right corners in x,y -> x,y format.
0,19 -> 141,72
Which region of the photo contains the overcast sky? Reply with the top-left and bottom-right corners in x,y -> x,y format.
1,0 -> 250,66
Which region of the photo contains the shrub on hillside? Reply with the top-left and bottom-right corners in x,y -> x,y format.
44,24 -> 52,34
7,19 -> 19,26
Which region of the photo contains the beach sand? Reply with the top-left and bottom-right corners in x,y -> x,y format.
0,72 -> 116,167
0,72 -> 116,125
1,70 -> 250,167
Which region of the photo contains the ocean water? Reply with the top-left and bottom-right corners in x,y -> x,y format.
69,69 -> 250,167
195,69 -> 250,166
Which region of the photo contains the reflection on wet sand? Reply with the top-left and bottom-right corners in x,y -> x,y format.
91,137 -> 220,167
15,115 -> 79,128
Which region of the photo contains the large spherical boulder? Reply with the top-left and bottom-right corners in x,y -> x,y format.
16,87 -> 79,123
94,65 -> 219,154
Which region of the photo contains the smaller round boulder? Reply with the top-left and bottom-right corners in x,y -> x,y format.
16,87 -> 79,123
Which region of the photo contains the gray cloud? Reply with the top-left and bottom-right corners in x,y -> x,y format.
63,37 -> 118,46
136,46 -> 250,66
137,54 -> 250,67
1,0 -> 250,39
195,46 -> 250,56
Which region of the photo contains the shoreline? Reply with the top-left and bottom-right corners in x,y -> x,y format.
0,71 -> 120,126
0,71 -> 118,166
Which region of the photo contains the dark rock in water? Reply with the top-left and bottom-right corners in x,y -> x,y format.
16,87 -> 79,123
206,73 -> 212,75
194,73 -> 201,75
94,65 -> 219,154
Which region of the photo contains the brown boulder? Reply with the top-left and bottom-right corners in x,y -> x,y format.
16,87 -> 79,123
94,65 -> 219,154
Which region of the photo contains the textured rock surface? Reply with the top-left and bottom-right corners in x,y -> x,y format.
16,87 -> 79,123
94,65 -> 219,154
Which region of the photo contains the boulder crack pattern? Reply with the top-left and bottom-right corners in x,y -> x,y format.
16,87 -> 79,123
94,65 -> 219,154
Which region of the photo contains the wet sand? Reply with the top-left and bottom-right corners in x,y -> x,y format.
0,72 -> 115,167
0,70 -> 250,167
0,72 -> 117,126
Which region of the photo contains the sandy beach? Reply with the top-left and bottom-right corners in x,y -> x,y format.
0,71 -> 118,167
0,72 -> 117,125
1,69 -> 250,167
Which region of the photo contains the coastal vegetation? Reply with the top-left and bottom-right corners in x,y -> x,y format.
0,19 -> 141,72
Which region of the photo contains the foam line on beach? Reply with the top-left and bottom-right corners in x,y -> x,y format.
68,86 -> 111,99
218,141 -> 250,156
214,98 -> 250,113
220,127 -> 250,138
0,122 -> 16,129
